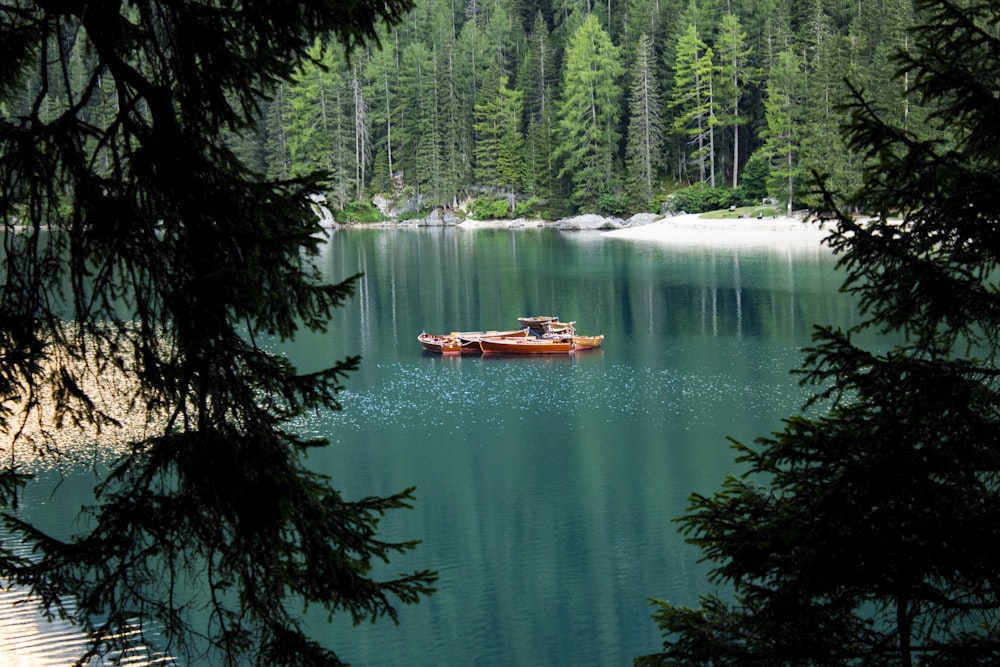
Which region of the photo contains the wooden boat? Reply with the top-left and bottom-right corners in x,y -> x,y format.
573,334 -> 604,349
517,315 -> 558,332
451,327 -> 531,352
479,335 -> 574,354
543,320 -> 576,335
418,332 -> 464,354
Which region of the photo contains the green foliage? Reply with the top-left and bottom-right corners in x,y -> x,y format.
514,195 -> 544,218
667,183 -> 739,214
554,14 -> 625,210
670,24 -> 718,185
714,12 -> 753,189
639,1 -> 1000,664
761,49 -> 807,215
471,196 -> 511,219
336,200 -> 386,223
597,192 -> 630,216
0,3 -> 436,666
625,33 -> 664,204
237,0 -> 936,219
739,152 -> 770,204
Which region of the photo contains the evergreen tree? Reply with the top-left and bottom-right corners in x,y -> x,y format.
638,1 -> 1000,664
761,48 -> 805,214
364,37 -> 403,193
554,13 -> 624,209
286,41 -> 342,178
625,33 -> 664,206
0,2 -> 436,666
397,40 -> 434,196
496,83 -> 525,207
520,11 -> 558,128
264,83 -> 294,179
351,62 -> 372,201
799,13 -> 860,208
473,62 -> 504,187
670,23 -> 717,186
714,11 -> 753,188
519,12 -> 559,197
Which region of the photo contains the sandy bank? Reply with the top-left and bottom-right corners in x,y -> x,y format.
603,213 -> 832,246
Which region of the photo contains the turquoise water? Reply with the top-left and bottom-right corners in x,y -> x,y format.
9,227 -> 866,665
285,228 -> 857,665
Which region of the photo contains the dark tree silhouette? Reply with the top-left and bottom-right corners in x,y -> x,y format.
638,1 -> 1000,665
0,1 -> 435,665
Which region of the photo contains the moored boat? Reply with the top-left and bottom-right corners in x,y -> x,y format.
573,334 -> 604,349
480,335 -> 574,354
543,320 -> 576,335
452,327 -> 531,352
418,332 -> 464,354
517,315 -> 558,332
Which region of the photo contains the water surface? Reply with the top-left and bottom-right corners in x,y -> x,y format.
287,228 -> 857,665
10,227 -> 866,665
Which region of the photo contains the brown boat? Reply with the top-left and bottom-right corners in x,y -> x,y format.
517,315 -> 558,332
418,332 -> 464,354
451,327 -> 532,352
573,334 -> 604,349
543,320 -> 576,335
479,335 -> 574,354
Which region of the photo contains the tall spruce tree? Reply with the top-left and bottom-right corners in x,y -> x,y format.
761,48 -> 805,214
637,1 -> 1000,664
670,23 -> 717,186
553,12 -> 624,209
0,2 -> 436,666
625,33 -> 664,206
714,11 -> 753,189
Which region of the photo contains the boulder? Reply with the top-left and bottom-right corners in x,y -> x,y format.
624,212 -> 659,228
556,214 -> 623,230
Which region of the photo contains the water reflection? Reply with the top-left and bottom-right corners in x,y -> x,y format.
291,229 -> 858,666
8,228 -> 861,666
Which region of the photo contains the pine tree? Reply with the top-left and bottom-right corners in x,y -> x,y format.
0,2 -> 436,665
761,48 -> 805,215
364,38 -> 402,194
519,12 -> 559,197
638,1 -> 1000,664
714,11 -> 753,189
496,84 -> 525,208
625,33 -> 664,206
553,13 -> 625,209
473,62 -> 504,187
670,23 -> 718,186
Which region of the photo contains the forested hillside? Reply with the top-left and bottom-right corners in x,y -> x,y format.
245,0 -> 918,218
3,0 -> 918,218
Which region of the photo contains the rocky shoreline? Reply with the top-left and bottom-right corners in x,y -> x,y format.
328,211 -> 661,231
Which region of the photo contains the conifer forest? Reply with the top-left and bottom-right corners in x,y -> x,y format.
249,0 -> 915,218
6,0 -> 913,218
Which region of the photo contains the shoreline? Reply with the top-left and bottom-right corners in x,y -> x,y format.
601,213 -> 832,245
331,211 -> 838,248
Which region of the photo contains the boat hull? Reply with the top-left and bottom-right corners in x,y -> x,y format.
452,328 -> 531,352
479,336 -> 574,354
418,333 -> 464,354
573,334 -> 604,349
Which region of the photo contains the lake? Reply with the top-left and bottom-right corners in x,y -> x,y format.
6,226 -> 864,665
286,227 -> 858,665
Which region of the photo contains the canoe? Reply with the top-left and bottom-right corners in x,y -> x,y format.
517,315 -> 558,332
452,328 -> 531,352
480,336 -> 574,354
418,332 -> 464,354
573,334 -> 604,349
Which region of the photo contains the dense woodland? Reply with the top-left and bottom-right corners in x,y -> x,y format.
243,0 -> 918,218
0,0 -> 920,219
